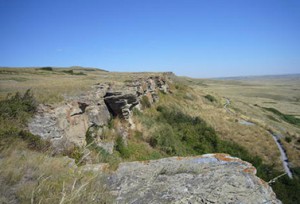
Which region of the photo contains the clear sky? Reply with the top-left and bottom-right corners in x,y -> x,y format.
1,0 -> 299,78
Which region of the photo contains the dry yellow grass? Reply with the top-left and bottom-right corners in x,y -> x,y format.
178,76 -> 300,168
0,141 -> 113,203
1,68 -> 299,170
0,67 -> 164,103
152,84 -> 283,169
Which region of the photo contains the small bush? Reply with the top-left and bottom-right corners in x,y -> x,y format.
204,94 -> 217,103
62,70 -> 74,74
0,90 -> 49,151
38,67 -> 53,71
0,89 -> 37,122
285,137 -> 292,143
62,70 -> 86,75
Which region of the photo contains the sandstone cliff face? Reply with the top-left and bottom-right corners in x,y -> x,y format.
28,76 -> 170,151
28,83 -> 111,151
84,154 -> 281,204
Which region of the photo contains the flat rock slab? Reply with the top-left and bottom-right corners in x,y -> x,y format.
103,154 -> 281,204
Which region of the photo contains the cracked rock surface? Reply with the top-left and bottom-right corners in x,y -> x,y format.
102,154 -> 281,204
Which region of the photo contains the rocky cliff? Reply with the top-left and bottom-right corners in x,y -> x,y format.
83,154 -> 281,203
28,75 -> 170,152
26,74 -> 283,203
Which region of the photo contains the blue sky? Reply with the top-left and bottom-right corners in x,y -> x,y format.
0,0 -> 299,78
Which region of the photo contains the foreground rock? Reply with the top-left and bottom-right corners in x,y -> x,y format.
86,154 -> 281,204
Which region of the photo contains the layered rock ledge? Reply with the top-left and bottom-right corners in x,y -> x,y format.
28,75 -> 170,152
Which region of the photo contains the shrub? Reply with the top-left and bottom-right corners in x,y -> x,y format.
38,67 -> 53,71
62,70 -> 74,74
62,70 -> 86,75
0,90 -> 49,151
204,94 -> 217,102
285,137 -> 292,143
0,89 -> 37,123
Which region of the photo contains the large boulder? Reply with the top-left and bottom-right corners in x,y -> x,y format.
90,154 -> 281,203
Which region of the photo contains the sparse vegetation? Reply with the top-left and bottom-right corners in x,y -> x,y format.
204,94 -> 217,102
140,95 -> 151,108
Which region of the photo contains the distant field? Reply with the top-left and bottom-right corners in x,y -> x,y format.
0,67 -> 163,103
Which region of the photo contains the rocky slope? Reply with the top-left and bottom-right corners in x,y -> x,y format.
28,75 -> 170,152
26,74 -> 282,203
84,154 -> 281,204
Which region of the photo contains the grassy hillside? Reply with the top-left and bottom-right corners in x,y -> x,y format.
1,68 -> 300,203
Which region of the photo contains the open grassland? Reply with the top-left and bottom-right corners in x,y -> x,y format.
180,75 -> 300,168
0,67 -> 164,103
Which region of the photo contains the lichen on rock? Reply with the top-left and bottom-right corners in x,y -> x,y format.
97,154 -> 281,203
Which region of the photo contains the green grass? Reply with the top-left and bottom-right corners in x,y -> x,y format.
204,94 -> 217,103
263,107 -> 300,126
0,90 -> 50,152
133,104 -> 300,203
62,70 -> 86,75
0,90 -> 114,203
140,95 -> 151,108
38,67 -> 53,71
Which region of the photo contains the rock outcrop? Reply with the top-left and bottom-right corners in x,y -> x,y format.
28,75 -> 170,152
104,92 -> 139,119
132,76 -> 170,103
28,83 -> 111,151
86,154 -> 281,203
103,76 -> 170,119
